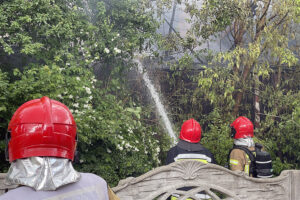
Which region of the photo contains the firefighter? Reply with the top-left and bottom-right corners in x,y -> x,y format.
229,116 -> 255,176
0,96 -> 119,200
166,118 -> 215,200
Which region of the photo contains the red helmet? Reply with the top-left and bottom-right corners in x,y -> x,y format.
179,119 -> 201,143
230,116 -> 254,139
7,96 -> 77,162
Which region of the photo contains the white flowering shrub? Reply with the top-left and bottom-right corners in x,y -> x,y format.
0,0 -> 169,186
76,95 -> 164,185
4,63 -> 167,185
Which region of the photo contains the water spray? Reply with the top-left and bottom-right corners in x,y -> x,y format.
134,55 -> 177,144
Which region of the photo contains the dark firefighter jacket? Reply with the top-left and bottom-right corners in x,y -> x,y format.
166,139 -> 216,165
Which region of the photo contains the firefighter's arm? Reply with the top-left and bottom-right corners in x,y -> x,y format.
166,148 -> 176,165
108,186 -> 120,200
229,149 -> 245,172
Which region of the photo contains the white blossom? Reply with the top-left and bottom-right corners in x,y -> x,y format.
57,94 -> 63,99
104,48 -> 110,54
128,128 -> 133,134
84,87 -> 91,94
133,147 -> 139,152
73,103 -> 79,108
117,144 -> 123,151
114,47 -> 121,54
107,148 -> 112,153
125,143 -> 132,149
79,111 -> 84,115
257,1 -> 264,8
156,147 -> 160,153
76,77 -> 80,81
69,95 -> 73,99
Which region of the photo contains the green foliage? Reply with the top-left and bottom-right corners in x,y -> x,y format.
0,0 -> 299,186
0,70 -> 9,171
0,0 -> 168,186
1,63 -> 165,186
200,109 -> 234,167
0,0 -> 90,66
75,94 -> 162,185
157,0 -> 300,176
197,67 -> 235,112
185,0 -> 240,39
257,75 -> 300,173
0,70 -> 8,124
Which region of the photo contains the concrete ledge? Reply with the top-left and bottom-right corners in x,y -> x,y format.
112,161 -> 300,200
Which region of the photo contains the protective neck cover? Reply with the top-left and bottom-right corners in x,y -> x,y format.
177,139 -> 205,152
234,137 -> 255,147
5,157 -> 80,191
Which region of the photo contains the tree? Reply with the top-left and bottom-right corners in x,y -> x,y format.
153,0 -> 300,171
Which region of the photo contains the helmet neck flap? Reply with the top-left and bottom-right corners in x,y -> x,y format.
5,157 -> 80,191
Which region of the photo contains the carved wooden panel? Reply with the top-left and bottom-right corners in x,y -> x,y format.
112,161 -> 300,200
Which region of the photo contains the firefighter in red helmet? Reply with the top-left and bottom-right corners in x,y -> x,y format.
166,119 -> 215,200
166,118 -> 215,164
229,116 -> 273,178
229,116 -> 255,175
1,96 -> 119,200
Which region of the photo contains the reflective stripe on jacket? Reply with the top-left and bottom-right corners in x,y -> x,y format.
0,173 -> 110,200
229,147 -> 255,176
174,153 -> 212,163
166,141 -> 215,200
166,141 -> 216,165
171,193 -> 211,200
